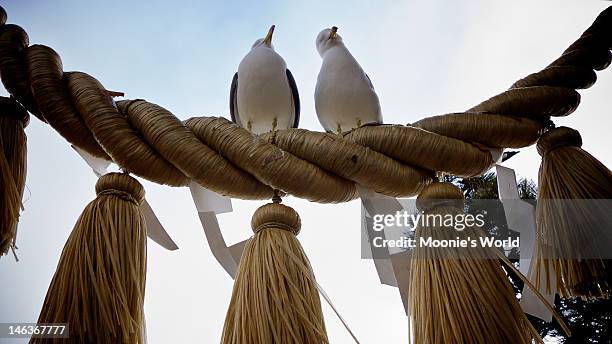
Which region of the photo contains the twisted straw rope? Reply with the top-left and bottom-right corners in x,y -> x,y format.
0,6 -> 610,203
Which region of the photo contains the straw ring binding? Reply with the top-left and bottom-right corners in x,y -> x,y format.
94,172 -> 146,204
254,222 -> 300,235
536,126 -> 583,156
415,199 -> 464,213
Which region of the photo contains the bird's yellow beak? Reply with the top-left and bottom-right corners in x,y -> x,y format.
328,26 -> 338,39
263,25 -> 275,45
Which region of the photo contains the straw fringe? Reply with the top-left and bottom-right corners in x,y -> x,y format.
222,202 -> 328,344
32,173 -> 147,343
0,98 -> 27,256
534,127 -> 612,300
409,183 -> 543,344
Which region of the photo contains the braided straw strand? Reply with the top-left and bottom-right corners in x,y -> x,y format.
344,124 -> 493,177
409,183 -> 544,344
26,45 -> 109,159
261,128 -> 434,196
33,173 -> 147,343
0,97 -> 28,256
186,117 -> 358,203
0,23 -> 42,120
66,72 -> 187,186
222,203 -> 328,343
117,99 -> 273,199
413,113 -> 545,149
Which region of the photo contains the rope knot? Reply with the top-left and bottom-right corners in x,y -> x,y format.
95,172 -> 145,204
416,182 -> 464,212
537,126 -> 582,156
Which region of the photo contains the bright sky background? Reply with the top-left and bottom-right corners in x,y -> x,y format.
1,1 -> 611,343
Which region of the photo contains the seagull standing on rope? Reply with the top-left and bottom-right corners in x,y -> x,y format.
230,25 -> 300,134
315,26 -> 382,134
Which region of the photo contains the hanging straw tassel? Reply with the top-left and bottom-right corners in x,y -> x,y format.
408,182 -> 544,344
32,173 -> 147,344
534,126 -> 612,300
0,96 -> 28,257
222,200 -> 328,344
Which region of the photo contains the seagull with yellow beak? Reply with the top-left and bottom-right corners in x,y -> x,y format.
315,26 -> 382,134
230,25 -> 300,134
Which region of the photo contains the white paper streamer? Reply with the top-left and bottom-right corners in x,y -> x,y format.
189,181 -> 232,214
495,165 -> 555,321
360,198 -> 398,287
189,182 -> 242,277
488,148 -> 504,165
315,281 -> 361,343
358,186 -> 413,316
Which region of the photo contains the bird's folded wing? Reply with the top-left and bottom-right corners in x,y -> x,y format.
229,72 -> 240,125
286,68 -> 301,128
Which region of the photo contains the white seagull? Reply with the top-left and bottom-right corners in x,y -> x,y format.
230,25 -> 300,134
315,26 -> 382,134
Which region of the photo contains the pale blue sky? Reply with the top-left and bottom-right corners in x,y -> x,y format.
1,1 -> 611,343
